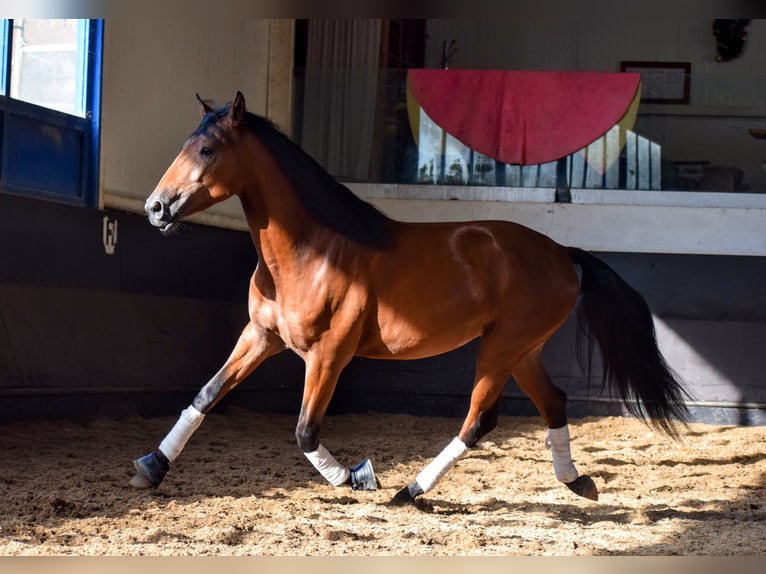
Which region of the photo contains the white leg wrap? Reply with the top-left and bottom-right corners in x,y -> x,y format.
416,437 -> 468,494
546,425 -> 579,483
304,444 -> 351,486
158,406 -> 205,462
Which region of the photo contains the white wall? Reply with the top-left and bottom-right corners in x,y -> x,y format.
425,19 -> 766,191
425,19 -> 766,81
99,19 -> 294,229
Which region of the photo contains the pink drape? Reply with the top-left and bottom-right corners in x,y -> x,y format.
408,69 -> 641,166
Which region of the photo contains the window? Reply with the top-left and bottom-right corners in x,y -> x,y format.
0,19 -> 102,207
8,19 -> 89,117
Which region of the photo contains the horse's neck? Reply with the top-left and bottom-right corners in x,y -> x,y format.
238,181 -> 331,284
235,137 -> 353,290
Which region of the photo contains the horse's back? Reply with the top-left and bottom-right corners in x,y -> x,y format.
389,218 -> 577,297
356,219 -> 579,359
421,218 -> 579,320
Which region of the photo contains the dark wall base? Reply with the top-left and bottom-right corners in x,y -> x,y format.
1,193 -> 765,427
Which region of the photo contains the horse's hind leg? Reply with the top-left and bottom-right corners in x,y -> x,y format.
389,340 -> 598,506
511,349 -> 598,500
130,321 -> 283,488
389,340 -> 510,505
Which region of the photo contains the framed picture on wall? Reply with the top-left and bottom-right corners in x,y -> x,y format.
620,61 -> 691,104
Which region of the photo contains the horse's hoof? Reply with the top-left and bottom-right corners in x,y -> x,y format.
130,450 -> 169,488
565,475 -> 599,501
129,473 -> 155,489
387,481 -> 424,506
388,486 -> 416,506
350,458 -> 379,491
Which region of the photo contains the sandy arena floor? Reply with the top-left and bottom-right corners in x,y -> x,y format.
0,407 -> 763,555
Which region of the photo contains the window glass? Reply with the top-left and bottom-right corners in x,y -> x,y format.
10,19 -> 88,117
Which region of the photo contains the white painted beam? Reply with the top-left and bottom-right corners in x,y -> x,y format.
350,183 -> 766,256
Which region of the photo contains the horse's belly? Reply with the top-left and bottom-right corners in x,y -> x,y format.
358,305 -> 487,360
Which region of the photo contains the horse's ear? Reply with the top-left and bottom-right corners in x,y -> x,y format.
196,93 -> 213,116
229,91 -> 246,124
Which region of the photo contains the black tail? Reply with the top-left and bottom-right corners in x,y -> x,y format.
568,248 -> 691,438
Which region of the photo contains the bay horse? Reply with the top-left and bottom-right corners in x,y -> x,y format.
131,92 -> 690,504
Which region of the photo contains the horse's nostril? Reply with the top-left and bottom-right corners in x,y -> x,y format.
150,201 -> 163,214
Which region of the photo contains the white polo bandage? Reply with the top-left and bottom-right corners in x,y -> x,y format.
158,405 -> 205,461
304,444 -> 351,486
545,425 -> 579,483
416,437 -> 468,493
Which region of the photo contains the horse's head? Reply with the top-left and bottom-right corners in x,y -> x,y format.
145,92 -> 248,234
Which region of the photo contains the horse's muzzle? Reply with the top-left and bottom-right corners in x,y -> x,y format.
145,197 -> 178,235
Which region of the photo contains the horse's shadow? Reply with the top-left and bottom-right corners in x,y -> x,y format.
398,494 -> 759,528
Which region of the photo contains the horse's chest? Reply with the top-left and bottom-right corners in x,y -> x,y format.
251,296 -> 332,354
250,262 -> 367,355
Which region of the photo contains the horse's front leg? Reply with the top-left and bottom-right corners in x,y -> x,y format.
130,321 -> 284,488
295,352 -> 379,491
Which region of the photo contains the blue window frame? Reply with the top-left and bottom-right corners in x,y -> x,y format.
0,19 -> 102,208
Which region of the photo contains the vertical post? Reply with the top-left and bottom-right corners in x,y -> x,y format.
1,20 -> 11,95
85,19 -> 104,209
555,157 -> 571,202
626,130 -> 637,189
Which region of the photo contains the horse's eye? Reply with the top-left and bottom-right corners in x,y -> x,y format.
200,146 -> 213,157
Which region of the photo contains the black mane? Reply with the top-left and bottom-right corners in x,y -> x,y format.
231,110 -> 395,249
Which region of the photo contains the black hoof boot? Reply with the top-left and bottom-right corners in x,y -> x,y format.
565,475 -> 598,501
388,481 -> 424,506
130,450 -> 170,488
350,458 -> 380,491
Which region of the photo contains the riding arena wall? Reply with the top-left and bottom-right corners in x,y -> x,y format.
1,193 -> 764,426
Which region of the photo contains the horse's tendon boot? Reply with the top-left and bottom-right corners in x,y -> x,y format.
350,458 -> 379,491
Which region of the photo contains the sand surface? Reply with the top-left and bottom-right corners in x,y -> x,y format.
0,408 -> 763,555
